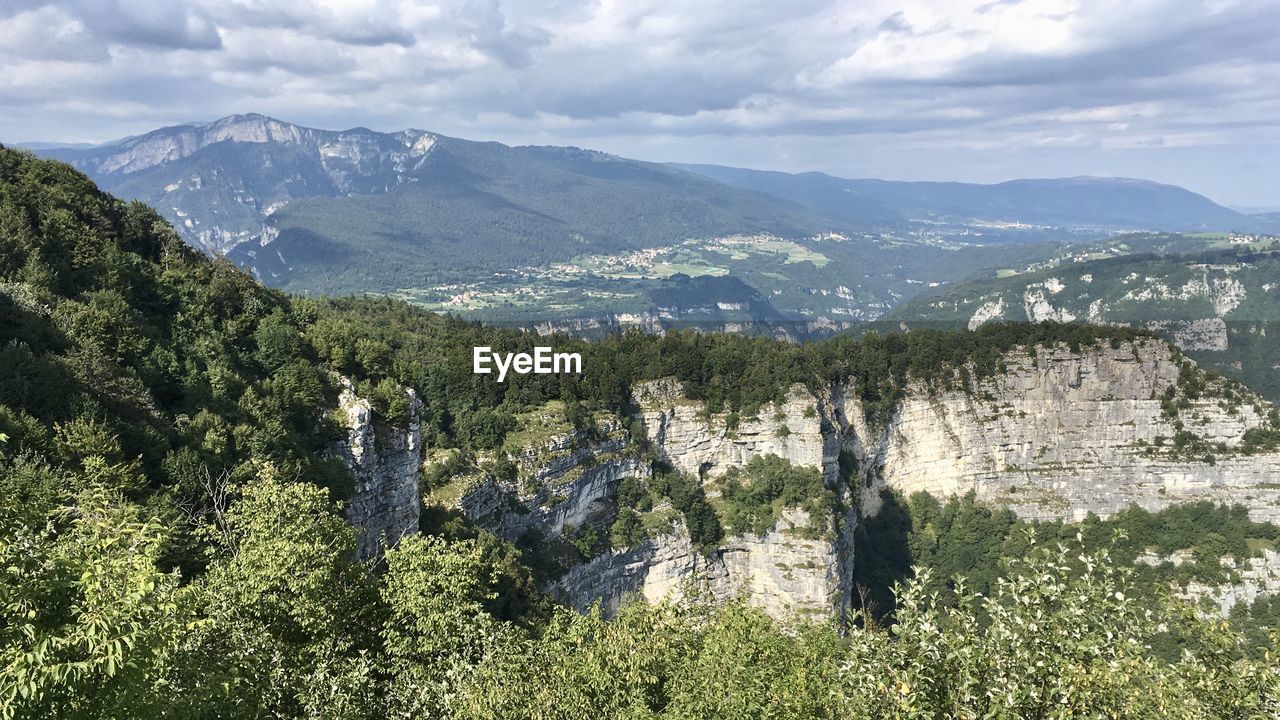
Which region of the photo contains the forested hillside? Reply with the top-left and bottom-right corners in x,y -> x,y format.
893,244 -> 1280,400
2,146 -> 1278,717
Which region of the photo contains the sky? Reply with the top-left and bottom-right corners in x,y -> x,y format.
1,0 -> 1278,208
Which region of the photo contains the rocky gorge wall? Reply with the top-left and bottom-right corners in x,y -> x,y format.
551,507 -> 848,618
432,387 -> 857,621
326,378 -> 423,558
858,339 -> 1280,523
340,336 -> 1280,621
633,378 -> 841,484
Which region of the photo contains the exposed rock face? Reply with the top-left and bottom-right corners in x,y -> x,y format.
968,298 -> 1006,331
326,378 -> 423,558
855,339 -> 1280,522
63,114 -> 437,254
440,389 -> 856,621
1185,550 -> 1280,615
77,114 -> 436,184
635,379 -> 840,485
460,449 -> 647,543
1023,283 -> 1076,323
551,508 -> 845,618
953,262 -> 1256,359
1139,549 -> 1280,616
1146,318 -> 1229,351
441,337 -> 1280,620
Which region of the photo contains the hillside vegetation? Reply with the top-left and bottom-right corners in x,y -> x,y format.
893,244 -> 1280,400
2,146 -> 1278,717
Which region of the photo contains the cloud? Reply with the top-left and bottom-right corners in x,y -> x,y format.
78,0 -> 223,50
0,0 -> 1277,204
0,7 -> 109,61
202,0 -> 418,47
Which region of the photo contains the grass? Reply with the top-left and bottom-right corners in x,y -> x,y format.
428,474 -> 478,506
502,401 -> 574,451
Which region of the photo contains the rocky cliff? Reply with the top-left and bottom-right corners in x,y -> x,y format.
431,393 -> 856,620
851,339 -> 1280,523
1139,549 -> 1280,617
551,507 -> 846,618
326,378 -> 424,558
429,337 -> 1280,619
634,378 -> 841,484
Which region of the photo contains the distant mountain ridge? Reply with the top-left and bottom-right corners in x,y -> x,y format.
34,114 -> 846,291
22,113 -> 1275,307
891,244 -> 1280,401
675,163 -> 1271,233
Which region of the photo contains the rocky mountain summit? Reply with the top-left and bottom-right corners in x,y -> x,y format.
45,114 -> 438,253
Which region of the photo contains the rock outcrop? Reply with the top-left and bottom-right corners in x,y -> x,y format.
435,337 -> 1280,621
551,507 -> 846,619
327,378 -> 423,558
1139,549 -> 1280,616
438,391 -> 856,621
852,339 -> 1280,522
634,379 -> 840,484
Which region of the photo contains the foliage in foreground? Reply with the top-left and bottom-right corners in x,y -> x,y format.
2,468 -> 1278,719
855,490 -> 1280,657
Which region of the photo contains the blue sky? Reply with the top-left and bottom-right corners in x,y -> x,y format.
2,0 -> 1278,207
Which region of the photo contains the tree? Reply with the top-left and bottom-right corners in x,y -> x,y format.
167,473 -> 381,719
0,485 -> 183,719
380,534 -> 515,718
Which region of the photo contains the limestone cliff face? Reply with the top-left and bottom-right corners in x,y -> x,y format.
1138,549 -> 1280,617
634,379 -> 841,485
854,339 -> 1280,522
439,389 -> 856,620
438,337 -> 1280,620
551,508 -> 844,618
459,447 -> 646,543
1185,550 -> 1280,616
326,378 -> 423,558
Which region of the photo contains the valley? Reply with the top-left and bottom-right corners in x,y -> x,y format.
33,114 -> 1276,343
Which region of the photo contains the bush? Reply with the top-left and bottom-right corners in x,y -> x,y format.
717,455 -> 833,537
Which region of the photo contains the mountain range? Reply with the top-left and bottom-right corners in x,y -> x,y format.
30,114 -> 1272,266
37,115 -> 834,279
19,114 -> 1278,347
675,163 -> 1270,233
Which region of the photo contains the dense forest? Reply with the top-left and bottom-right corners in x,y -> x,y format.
2,146 -> 1279,717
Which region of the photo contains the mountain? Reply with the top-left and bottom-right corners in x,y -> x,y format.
676,163 -> 1272,233
892,242 -> 1280,400
38,114 -> 846,286
12,141 -> 100,150
29,115 -> 1274,328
